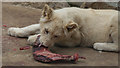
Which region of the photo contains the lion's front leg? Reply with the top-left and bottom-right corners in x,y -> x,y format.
94,29 -> 118,52
93,43 -> 118,52
27,34 -> 40,45
8,24 -> 40,37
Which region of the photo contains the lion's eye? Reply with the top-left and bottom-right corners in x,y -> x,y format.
54,35 -> 59,38
44,28 -> 49,34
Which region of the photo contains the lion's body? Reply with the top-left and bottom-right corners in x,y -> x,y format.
8,6 -> 119,52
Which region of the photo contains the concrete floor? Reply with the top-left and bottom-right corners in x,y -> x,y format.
2,3 -> 118,66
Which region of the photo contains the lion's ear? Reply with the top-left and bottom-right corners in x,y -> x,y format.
65,21 -> 78,32
42,4 -> 54,19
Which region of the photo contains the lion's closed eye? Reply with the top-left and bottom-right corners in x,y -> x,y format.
54,35 -> 60,38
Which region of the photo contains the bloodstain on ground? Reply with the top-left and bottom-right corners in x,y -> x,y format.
3,25 -> 7,27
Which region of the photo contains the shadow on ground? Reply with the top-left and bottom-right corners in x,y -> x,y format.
2,3 -> 118,66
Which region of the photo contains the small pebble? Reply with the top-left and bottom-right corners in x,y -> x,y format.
22,64 -> 24,65
13,55 -> 18,57
99,51 -> 102,53
8,42 -> 10,44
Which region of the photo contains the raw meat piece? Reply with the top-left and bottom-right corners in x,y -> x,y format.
20,46 -> 31,50
3,25 -> 7,27
33,35 -> 86,63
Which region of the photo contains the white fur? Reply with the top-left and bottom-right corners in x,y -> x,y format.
8,24 -> 40,37
93,43 -> 118,51
27,34 -> 41,45
8,7 -> 119,52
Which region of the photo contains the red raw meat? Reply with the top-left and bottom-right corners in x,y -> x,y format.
20,46 -> 31,50
3,25 -> 7,27
33,35 -> 86,63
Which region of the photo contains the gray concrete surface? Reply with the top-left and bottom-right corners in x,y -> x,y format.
2,3 -> 118,66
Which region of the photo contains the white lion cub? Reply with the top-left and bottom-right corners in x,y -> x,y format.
8,5 -> 119,52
